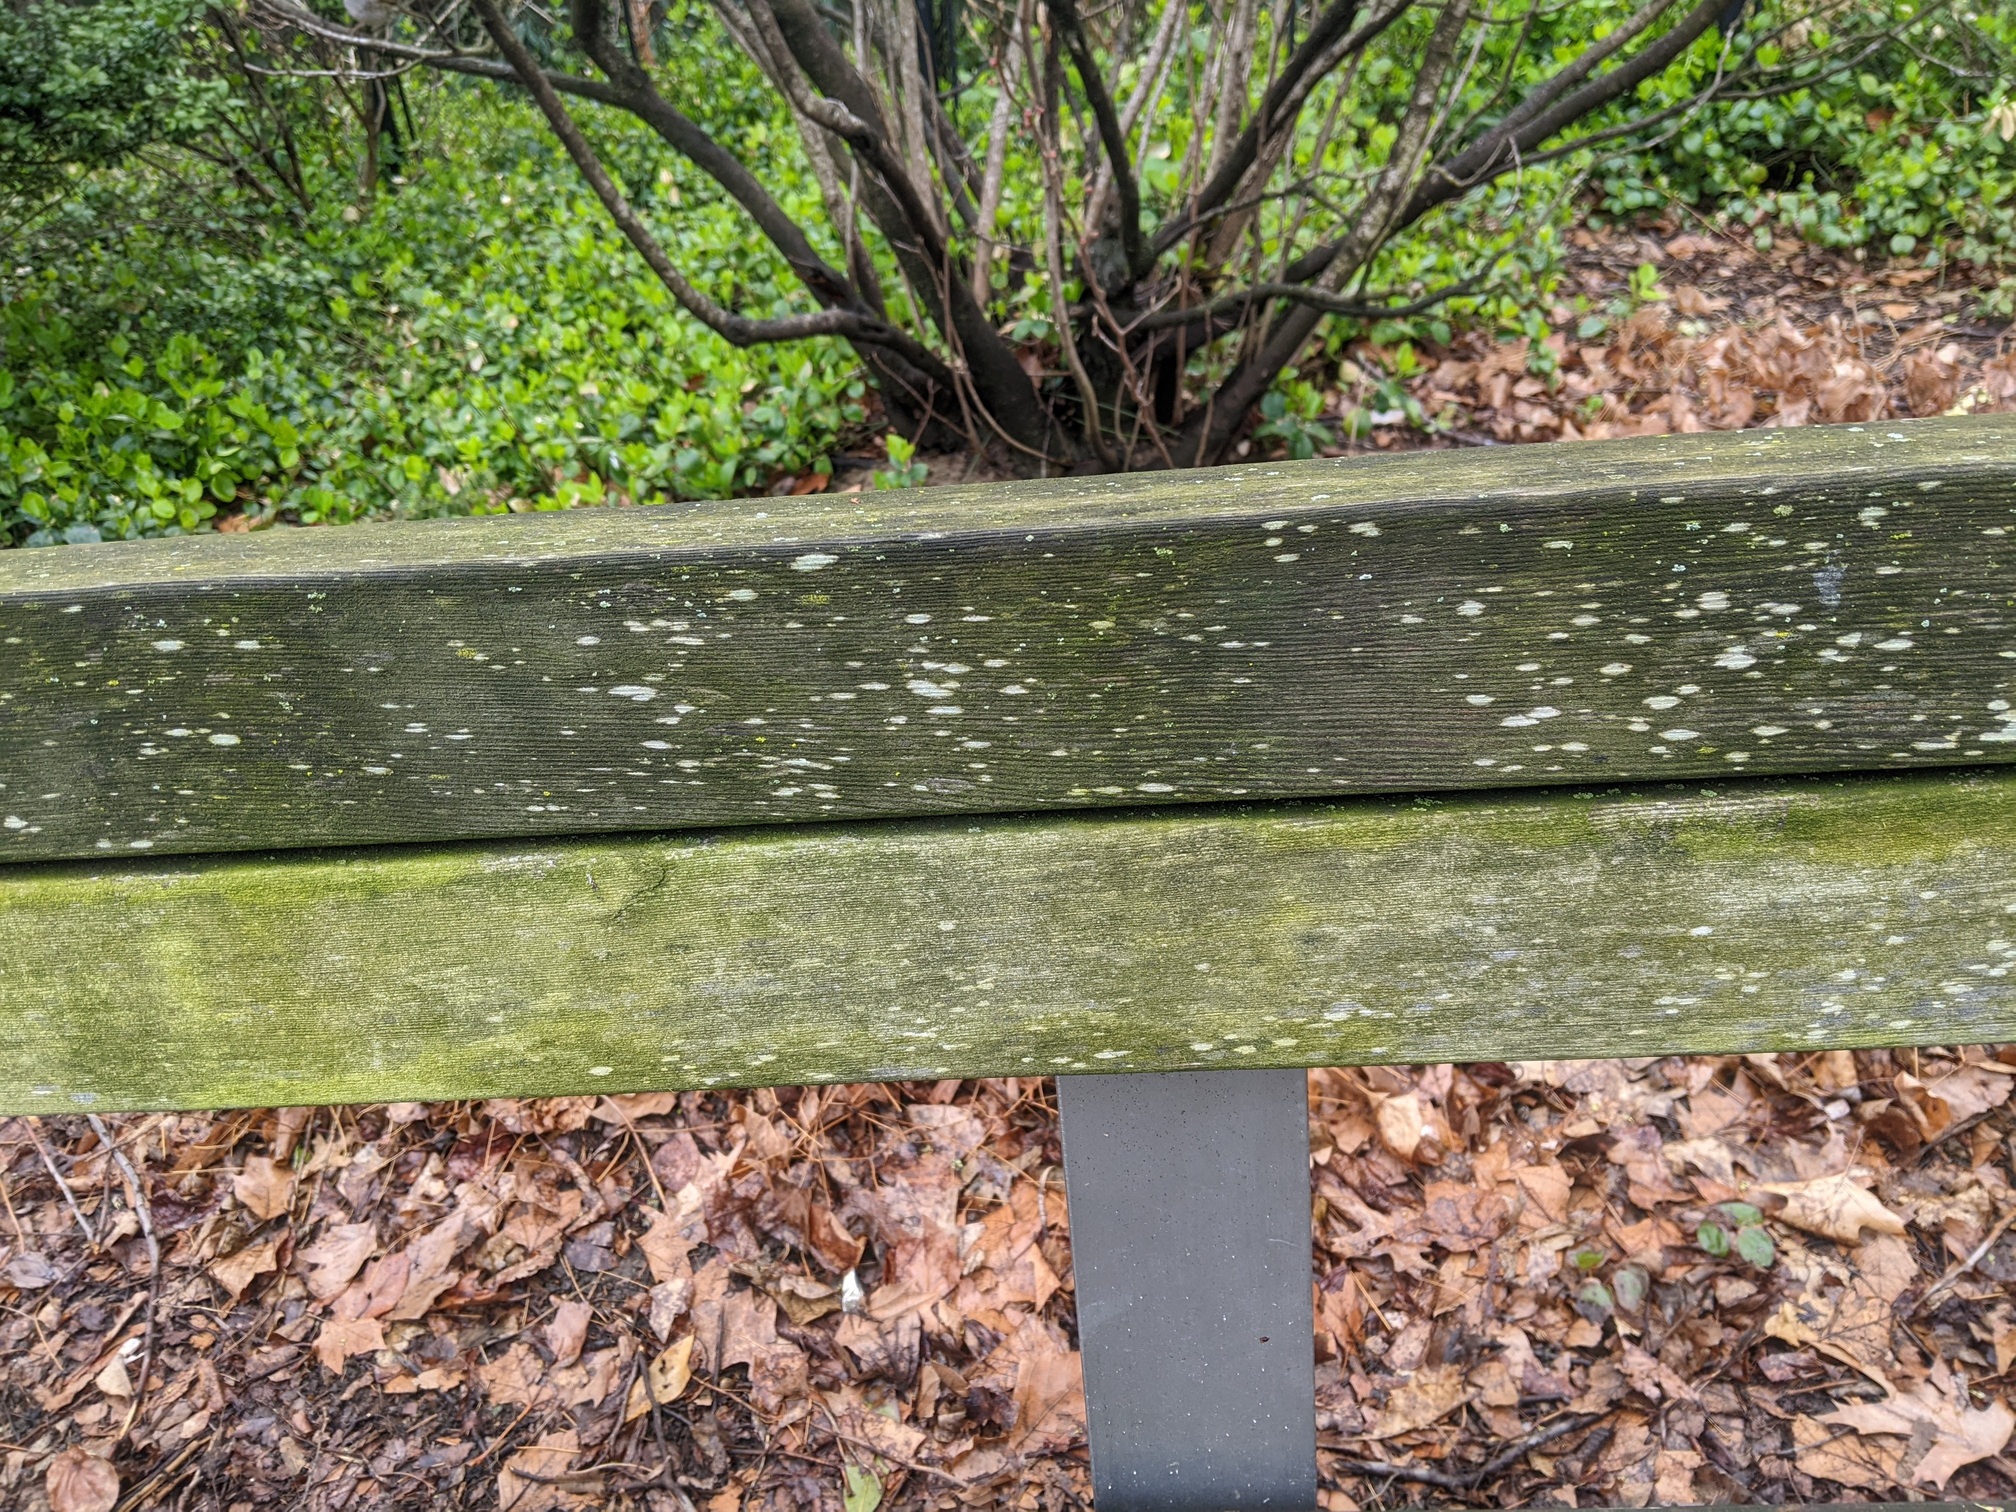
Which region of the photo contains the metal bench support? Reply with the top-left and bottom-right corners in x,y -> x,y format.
1059,1069 -> 1318,1511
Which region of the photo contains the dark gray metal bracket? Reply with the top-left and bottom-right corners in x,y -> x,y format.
1059,1068 -> 1318,1512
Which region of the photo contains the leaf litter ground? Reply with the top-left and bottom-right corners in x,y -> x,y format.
4,1050 -> 2016,1511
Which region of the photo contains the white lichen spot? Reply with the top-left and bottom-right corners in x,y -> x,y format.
1274,553 -> 1301,563
1599,662 -> 1633,675
608,685 -> 658,701
1348,522 -> 1380,537
151,640 -> 185,652
1660,728 -> 1700,741
1858,506 -> 1889,526
208,733 -> 241,746
904,613 -> 932,624
1875,637 -> 1914,651
1714,649 -> 1757,670
1644,695 -> 1681,710
1456,600 -> 1485,617
791,552 -> 838,571
1697,591 -> 1731,611
1751,725 -> 1788,737
588,1066 -> 613,1076
576,635 -> 600,645
1465,694 -> 1495,706
1690,926 -> 1714,936
2,816 -> 23,830
1138,782 -> 1174,792
728,589 -> 758,602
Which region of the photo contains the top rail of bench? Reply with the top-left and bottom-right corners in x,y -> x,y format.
4,416 -> 2013,862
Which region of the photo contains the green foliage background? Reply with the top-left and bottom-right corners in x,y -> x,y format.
3,0 -> 2013,547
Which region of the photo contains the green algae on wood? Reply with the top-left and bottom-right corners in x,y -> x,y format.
4,417 -> 2016,863
3,769 -> 2014,1114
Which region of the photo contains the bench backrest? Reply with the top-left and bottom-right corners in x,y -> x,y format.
2,415 -> 2013,1113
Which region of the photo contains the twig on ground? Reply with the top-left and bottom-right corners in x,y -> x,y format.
86,1114 -> 160,1446
1324,1410 -> 1605,1490
27,1119 -> 95,1247
111,1424 -> 218,1512
1909,1204 -> 2016,1317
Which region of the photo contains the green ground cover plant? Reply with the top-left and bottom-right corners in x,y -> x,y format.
2,0 -> 2011,545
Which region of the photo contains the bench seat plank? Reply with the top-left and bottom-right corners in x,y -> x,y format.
2,770 -> 2012,1114
4,418 -> 2013,863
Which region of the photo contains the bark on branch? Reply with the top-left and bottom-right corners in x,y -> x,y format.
466,0 -> 896,350
1046,0 -> 1147,282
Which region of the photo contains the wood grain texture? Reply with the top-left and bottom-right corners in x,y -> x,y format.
4,417 -> 2015,862
3,770 -> 2013,1114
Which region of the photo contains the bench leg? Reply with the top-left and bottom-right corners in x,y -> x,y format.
1059,1069 -> 1318,1511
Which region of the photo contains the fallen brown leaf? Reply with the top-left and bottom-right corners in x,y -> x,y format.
546,1297 -> 591,1369
45,1447 -> 120,1512
1369,1362 -> 1470,1438
297,1221 -> 375,1301
1759,1174 -> 1907,1243
209,1234 -> 283,1300
313,1314 -> 387,1374
499,1429 -> 592,1511
1822,1381 -> 2016,1490
1795,1412 -> 1896,1490
232,1154 -> 294,1221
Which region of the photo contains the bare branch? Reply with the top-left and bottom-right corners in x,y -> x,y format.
465,0 -> 895,350
1047,0 -> 1146,281
1404,0 -> 1722,222
1129,259 -> 1505,332
1150,0 -> 1415,260
1178,0 -> 1475,463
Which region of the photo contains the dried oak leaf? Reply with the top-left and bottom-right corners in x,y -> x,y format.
499,1429 -> 593,1512
1822,1382 -> 2016,1490
209,1234 -> 283,1300
45,1448 -> 120,1512
1758,1174 -> 1906,1244
297,1222 -> 376,1301
1369,1362 -> 1471,1438
1795,1412 -> 1896,1489
546,1297 -> 591,1370
3,1250 -> 56,1290
232,1155 -> 294,1221
477,1340 -> 554,1407
1419,1180 -> 1509,1252
313,1314 -> 388,1374
1373,1090 -> 1426,1162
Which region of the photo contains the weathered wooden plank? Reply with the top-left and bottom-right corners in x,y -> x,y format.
2,770 -> 2012,1114
3,417 -> 2014,863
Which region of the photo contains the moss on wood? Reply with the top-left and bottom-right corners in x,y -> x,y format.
3,770 -> 2013,1113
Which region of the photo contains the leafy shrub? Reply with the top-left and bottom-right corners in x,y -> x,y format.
2,87 -> 865,545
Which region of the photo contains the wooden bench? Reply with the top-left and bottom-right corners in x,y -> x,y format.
4,415 -> 2014,1510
